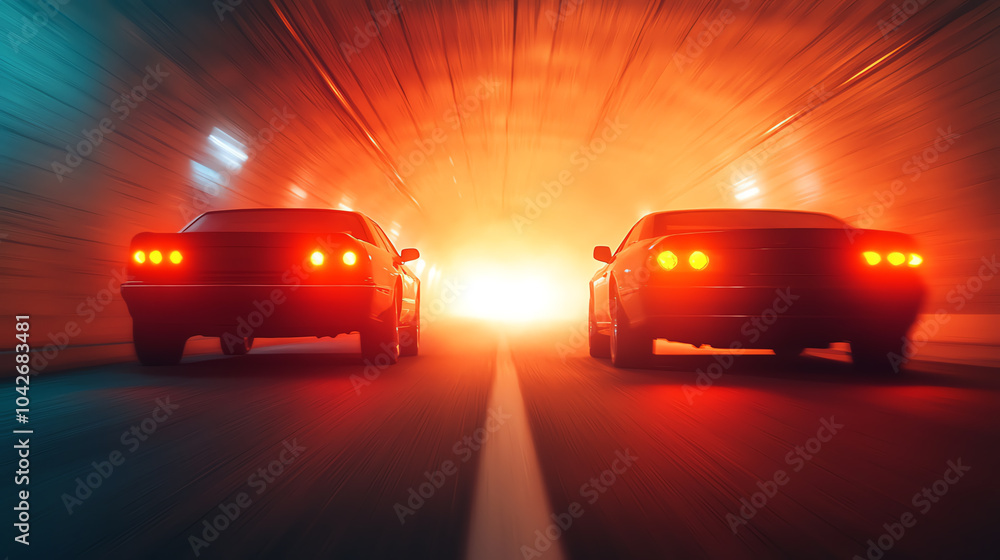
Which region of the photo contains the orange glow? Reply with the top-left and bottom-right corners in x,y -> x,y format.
149,250 -> 163,264
656,251 -> 678,270
887,252 -> 905,266
688,251 -> 709,270
310,251 -> 325,266
908,253 -> 923,267
133,251 -> 145,264
169,250 -> 183,264
342,251 -> 357,265
863,251 -> 881,265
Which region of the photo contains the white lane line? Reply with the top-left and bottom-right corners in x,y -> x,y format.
465,336 -> 567,560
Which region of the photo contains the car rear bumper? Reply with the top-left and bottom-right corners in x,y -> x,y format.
121,282 -> 389,338
620,281 -> 924,348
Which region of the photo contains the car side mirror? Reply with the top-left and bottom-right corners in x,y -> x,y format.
593,246 -> 613,263
396,248 -> 420,264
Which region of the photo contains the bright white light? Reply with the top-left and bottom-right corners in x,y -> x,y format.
338,203 -> 353,211
289,185 -> 307,199
453,269 -> 561,323
412,258 -> 426,276
190,161 -> 225,193
734,187 -> 760,200
208,128 -> 248,162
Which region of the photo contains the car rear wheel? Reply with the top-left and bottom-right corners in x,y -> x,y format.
133,323 -> 186,366
361,308 -> 399,365
851,338 -> 904,374
609,290 -> 651,368
589,293 -> 610,358
400,302 -> 419,357
221,334 -> 254,356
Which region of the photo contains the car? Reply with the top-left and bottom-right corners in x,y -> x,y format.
589,209 -> 925,371
121,208 -> 420,366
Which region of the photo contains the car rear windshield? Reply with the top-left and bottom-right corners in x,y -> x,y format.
651,210 -> 844,236
184,209 -> 370,241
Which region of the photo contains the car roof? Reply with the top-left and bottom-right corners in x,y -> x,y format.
645,208 -> 839,220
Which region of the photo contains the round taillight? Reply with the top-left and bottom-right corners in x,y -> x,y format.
689,251 -> 709,270
656,251 -> 678,270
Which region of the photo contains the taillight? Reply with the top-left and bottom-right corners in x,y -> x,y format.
656,251 -> 678,270
342,251 -> 357,265
310,251 -> 325,266
132,249 -> 183,265
862,251 -> 922,267
688,251 -> 709,270
654,250 -> 708,270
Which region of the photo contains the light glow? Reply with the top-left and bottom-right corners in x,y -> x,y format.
342,251 -> 357,265
454,269 -> 563,322
169,250 -> 183,264
149,250 -> 163,264
311,251 -> 325,266
909,253 -> 923,267
887,252 -> 905,266
689,251 -> 709,270
656,251 -> 678,270
133,251 -> 145,264
863,251 -> 881,265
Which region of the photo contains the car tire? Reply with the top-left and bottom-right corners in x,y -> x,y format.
361,307 -> 399,365
851,338 -> 903,374
133,323 -> 186,366
589,293 -> 610,358
400,302 -> 419,357
221,334 -> 254,356
609,290 -> 651,368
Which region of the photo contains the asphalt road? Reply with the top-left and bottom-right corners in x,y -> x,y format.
7,320 -> 1000,559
